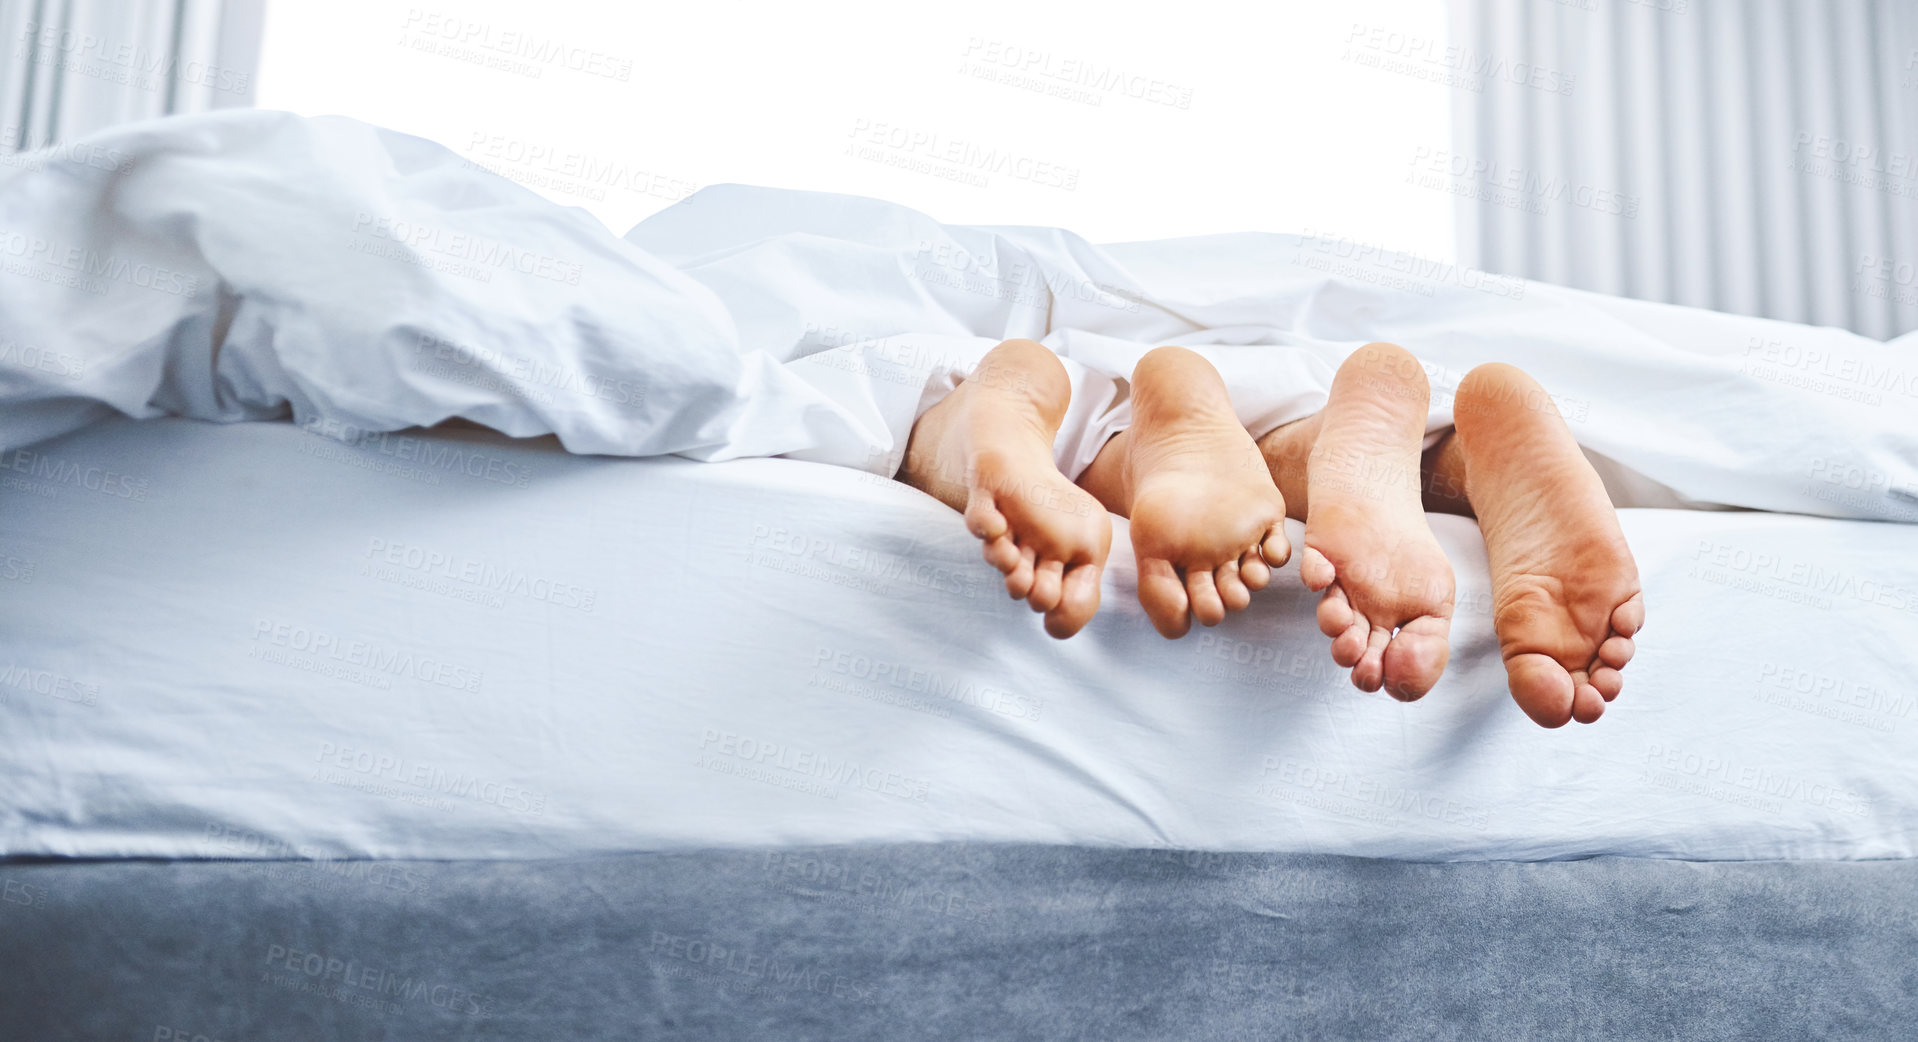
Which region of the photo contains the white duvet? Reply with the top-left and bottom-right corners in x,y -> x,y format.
1,110 -> 1916,861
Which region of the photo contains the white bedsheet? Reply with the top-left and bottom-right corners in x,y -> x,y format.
1,416 -> 1914,862
1,109 -> 1916,862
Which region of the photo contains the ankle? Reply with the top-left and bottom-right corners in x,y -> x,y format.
1256,416 -> 1318,518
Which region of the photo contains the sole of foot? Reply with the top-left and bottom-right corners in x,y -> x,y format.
1455,362 -> 1645,728
1260,342 -> 1456,700
899,338 -> 1114,638
1115,346 -> 1291,639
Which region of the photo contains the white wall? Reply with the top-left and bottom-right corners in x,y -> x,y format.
254,0 -> 1455,254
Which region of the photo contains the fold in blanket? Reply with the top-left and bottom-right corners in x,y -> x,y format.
1,109 -> 1915,520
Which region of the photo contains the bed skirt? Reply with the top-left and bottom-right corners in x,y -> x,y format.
2,845 -> 1911,1040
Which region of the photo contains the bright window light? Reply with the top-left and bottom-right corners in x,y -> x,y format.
256,0 -> 1453,258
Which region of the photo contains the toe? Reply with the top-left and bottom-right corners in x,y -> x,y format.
1381,614 -> 1452,702
1590,666 -> 1623,701
1239,548 -> 1272,591
1260,523 -> 1292,569
1186,567 -> 1226,627
1005,545 -> 1037,599
1350,624 -> 1391,692
1598,635 -> 1634,670
1045,563 -> 1104,639
1330,601 -> 1371,669
1506,652 -> 1575,728
963,488 -> 1009,542
1571,680 -> 1606,723
1299,545 -> 1336,592
1214,561 -> 1251,612
983,534 -> 1022,574
1029,559 -> 1065,613
1138,557 -> 1192,638
1611,592 -> 1645,638
1316,583 -> 1355,639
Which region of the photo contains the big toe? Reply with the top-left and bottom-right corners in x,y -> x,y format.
1506,652 -> 1575,728
1381,615 -> 1452,702
1138,557 -> 1192,638
1044,563 -> 1104,639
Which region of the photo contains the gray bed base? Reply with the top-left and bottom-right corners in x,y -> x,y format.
2,844 -> 1913,1040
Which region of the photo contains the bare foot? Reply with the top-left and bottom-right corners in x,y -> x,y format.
1079,346 -> 1289,638
1257,342 -> 1455,700
900,338 -> 1113,638
1454,362 -> 1644,727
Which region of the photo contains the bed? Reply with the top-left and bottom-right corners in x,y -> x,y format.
2,109 -> 1916,1039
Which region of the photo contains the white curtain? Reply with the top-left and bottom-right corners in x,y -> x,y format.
1450,0 -> 1918,339
1,0 -> 263,152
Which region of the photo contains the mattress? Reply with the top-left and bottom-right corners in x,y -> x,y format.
3,414 -> 1915,863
